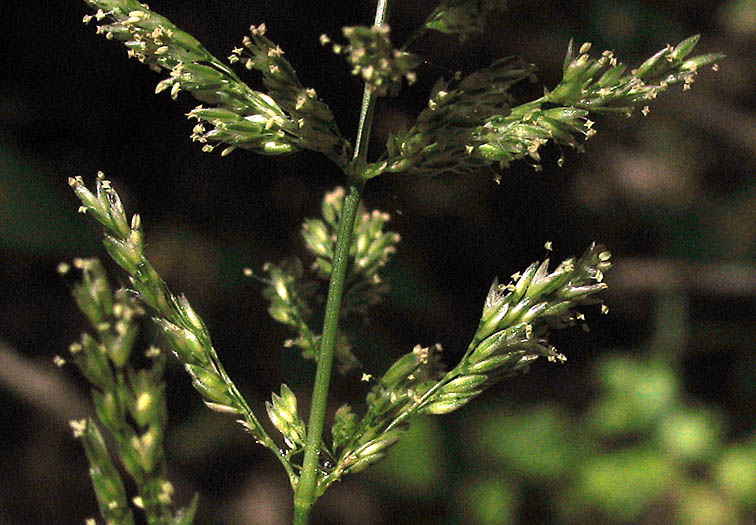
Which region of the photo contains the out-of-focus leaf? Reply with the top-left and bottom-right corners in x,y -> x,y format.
367,416 -> 445,499
457,475 -> 518,525
474,404 -> 581,480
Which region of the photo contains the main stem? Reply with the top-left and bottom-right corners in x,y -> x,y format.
293,2 -> 391,522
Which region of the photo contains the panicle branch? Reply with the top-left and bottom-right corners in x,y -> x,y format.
83,1 -> 349,165
377,35 -> 722,177
550,35 -> 721,112
229,24 -> 351,164
317,243 -> 611,492
68,172 -> 300,488
62,257 -> 198,524
261,187 -> 400,374
477,36 -> 724,170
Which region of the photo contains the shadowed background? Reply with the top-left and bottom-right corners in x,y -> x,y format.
1,1 -> 755,523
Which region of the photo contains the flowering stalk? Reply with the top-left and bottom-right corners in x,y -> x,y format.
292,181 -> 364,523
71,0 -> 724,522
293,3 -> 391,521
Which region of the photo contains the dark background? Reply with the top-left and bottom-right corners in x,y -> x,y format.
1,1 -> 754,523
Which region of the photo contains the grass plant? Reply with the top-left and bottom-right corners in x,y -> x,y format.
62,1 -> 723,522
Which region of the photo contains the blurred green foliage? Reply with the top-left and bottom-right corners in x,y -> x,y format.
0,144 -> 92,255
370,293 -> 756,524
